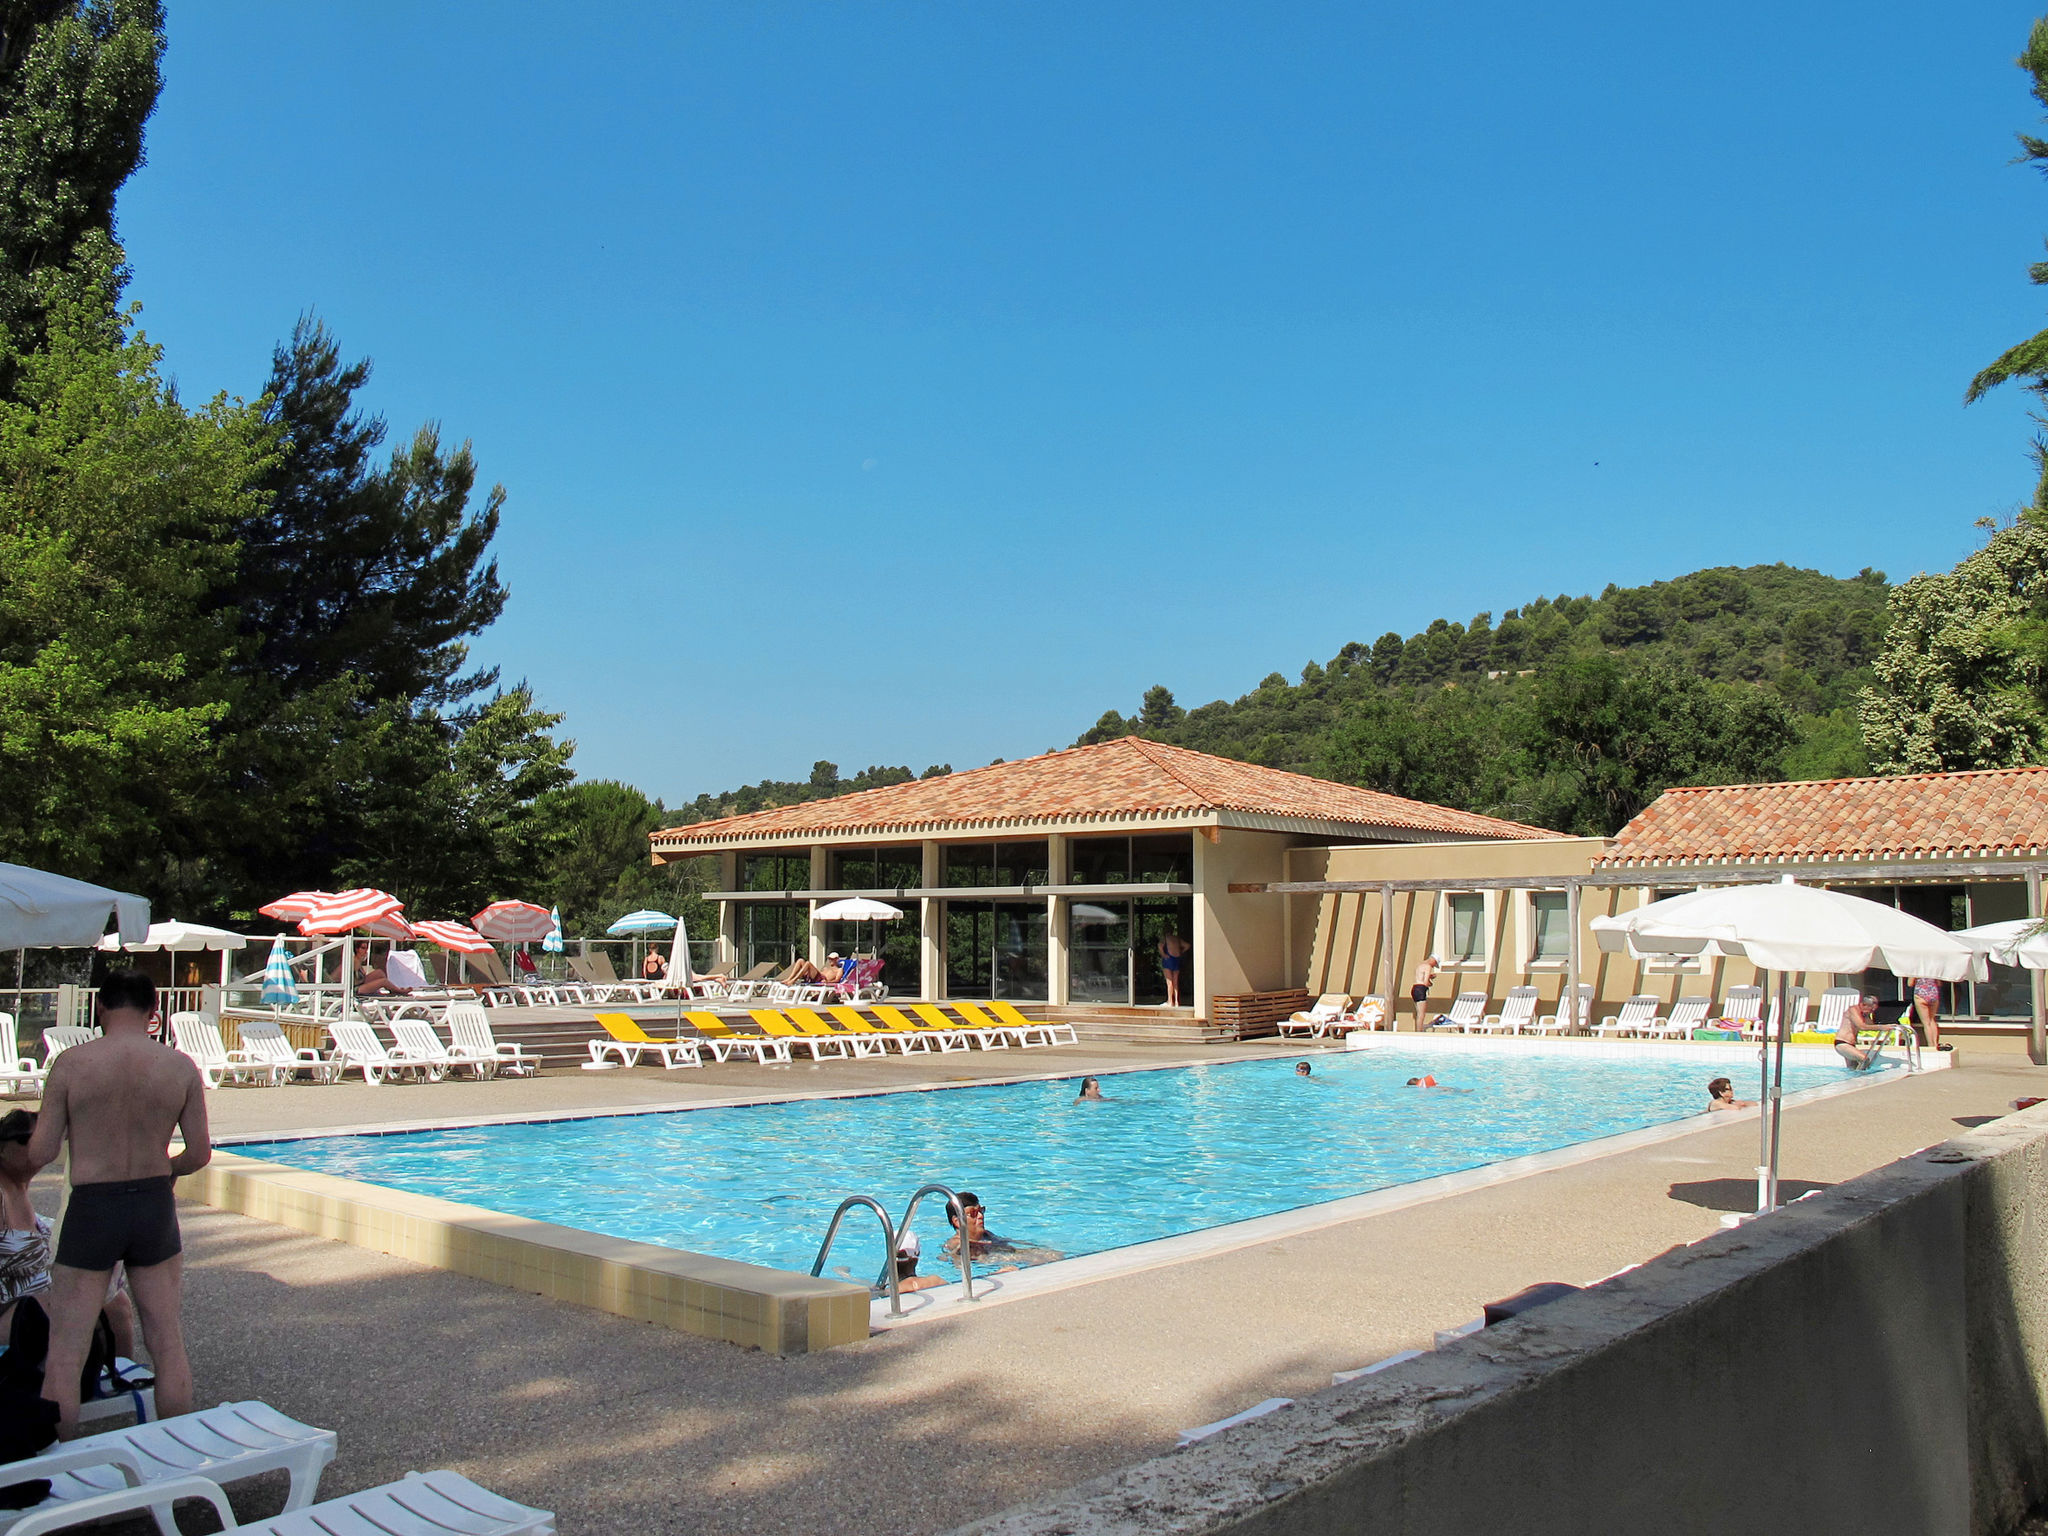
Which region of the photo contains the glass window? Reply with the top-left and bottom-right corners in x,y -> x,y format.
741,854 -> 810,892
1130,834 -> 1191,884
1529,892 -> 1569,962
1068,834 -> 1190,885
942,843 -> 1048,887
739,902 -> 805,969
827,846 -> 924,890
1447,893 -> 1486,965
830,849 -> 876,889
945,902 -> 1048,1000
1068,837 -> 1130,886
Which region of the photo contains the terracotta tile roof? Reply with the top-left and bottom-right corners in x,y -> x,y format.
1596,767 -> 2048,867
651,737 -> 1557,848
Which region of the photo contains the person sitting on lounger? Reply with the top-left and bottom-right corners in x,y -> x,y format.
641,951 -> 667,982
1707,1077 -> 1756,1111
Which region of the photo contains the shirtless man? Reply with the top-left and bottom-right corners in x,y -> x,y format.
1411,955 -> 1442,1031
26,969 -> 210,1434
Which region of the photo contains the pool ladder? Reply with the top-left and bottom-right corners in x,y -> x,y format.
810,1183 -> 977,1316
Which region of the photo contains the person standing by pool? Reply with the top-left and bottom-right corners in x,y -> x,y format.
27,970 -> 211,1435
1158,930 -> 1190,1007
1908,976 -> 1948,1054
1411,955 -> 1442,1031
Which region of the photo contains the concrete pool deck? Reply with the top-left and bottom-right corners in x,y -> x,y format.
38,1042 -> 2048,1535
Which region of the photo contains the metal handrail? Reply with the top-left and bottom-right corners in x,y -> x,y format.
897,1183 -> 977,1302
810,1195 -> 902,1316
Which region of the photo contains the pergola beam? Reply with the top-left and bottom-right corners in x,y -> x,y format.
1230,861 -> 2048,896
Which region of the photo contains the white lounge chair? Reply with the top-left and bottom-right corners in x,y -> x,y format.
1280,994 -> 1350,1038
4,1468 -> 551,1536
1764,986 -> 1812,1039
445,1002 -> 541,1077
1593,995 -> 1659,1037
235,1018 -> 339,1084
389,1020 -> 463,1080
1334,995 -> 1390,1033
1815,986 -> 1861,1038
0,1400 -> 336,1536
169,1013 -> 277,1089
1721,985 -> 1765,1036
329,1020 -> 428,1085
1644,996 -> 1711,1040
1531,984 -> 1593,1035
0,1013 -> 44,1094
41,1025 -> 97,1061
1474,986 -> 1539,1035
1429,991 -> 1487,1031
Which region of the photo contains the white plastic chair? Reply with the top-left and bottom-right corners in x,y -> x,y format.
1644,996 -> 1711,1040
1531,984 -> 1593,1035
1764,986 -> 1812,1039
1593,995 -> 1659,1037
1280,994 -> 1350,1038
389,1020 -> 461,1080
0,1013 -> 44,1094
1429,991 -> 1487,1031
1474,986 -> 1539,1035
329,1020 -> 425,1085
1720,985 -> 1765,1036
1815,987 -> 1861,1036
235,1018 -> 339,1083
0,1400 -> 336,1536
445,1002 -> 541,1077
169,1013 -> 276,1089
40,1025 -> 97,1061
3,1469 -> 549,1536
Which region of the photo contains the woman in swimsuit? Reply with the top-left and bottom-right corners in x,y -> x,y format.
1909,977 -> 1947,1053
0,1110 -> 50,1336
1158,930 -> 1190,1007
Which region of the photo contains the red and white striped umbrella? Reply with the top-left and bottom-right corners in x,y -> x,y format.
258,891 -> 330,922
472,900 -> 555,942
411,920 -> 493,954
297,888 -> 411,939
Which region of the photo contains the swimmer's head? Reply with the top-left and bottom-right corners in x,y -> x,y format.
1708,1077 -> 1733,1100
1295,1062 -> 1312,1077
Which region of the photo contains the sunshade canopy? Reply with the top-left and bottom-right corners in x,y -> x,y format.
473,900 -> 555,941
1953,919 -> 2048,970
1591,881 -> 1982,980
410,920 -> 494,954
607,909 -> 678,935
295,889 -> 411,939
813,898 -> 904,922
0,863 -> 149,948
97,921 -> 247,953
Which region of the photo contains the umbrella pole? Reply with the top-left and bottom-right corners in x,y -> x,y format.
1757,976 -> 1773,1213
1766,970 -> 1790,1212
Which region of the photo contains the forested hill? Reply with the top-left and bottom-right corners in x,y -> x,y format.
1074,564 -> 1893,836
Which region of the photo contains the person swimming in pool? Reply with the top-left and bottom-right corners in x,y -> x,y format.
942,1190 -> 1064,1269
1404,1075 -> 1468,1091
1706,1077 -> 1756,1111
1075,1076 -> 1106,1101
1295,1062 -> 1313,1078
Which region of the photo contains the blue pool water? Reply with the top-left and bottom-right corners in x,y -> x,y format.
232,1050 -> 1876,1281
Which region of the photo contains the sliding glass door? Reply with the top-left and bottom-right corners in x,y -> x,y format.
1067,896 -> 1194,1005
944,902 -> 1048,1000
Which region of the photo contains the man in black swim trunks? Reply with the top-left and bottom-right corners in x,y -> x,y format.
27,969 -> 210,1434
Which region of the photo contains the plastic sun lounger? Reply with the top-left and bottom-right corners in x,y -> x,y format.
894,1005 -> 977,1053
985,998 -> 1078,1044
1645,997 -> 1711,1040
169,1013 -> 277,1089
0,1012 -> 45,1094
1593,995 -> 1659,1037
0,1400 -> 337,1536
1721,985 -> 1765,1037
235,1018 -> 339,1083
676,1011 -> 793,1065
747,1008 -> 852,1060
786,1006 -> 889,1057
41,1025 -> 98,1062
948,1000 -> 1049,1047
1531,984 -> 1593,1036
585,1012 -> 704,1070
860,1005 -> 951,1052
391,1019 -> 478,1079
1473,987 -> 1539,1036
3,1468 -> 551,1536
444,1002 -> 541,1076
1428,992 -> 1487,1031
329,1020 -> 431,1085
822,1005 -> 927,1055
1280,994 -> 1349,1039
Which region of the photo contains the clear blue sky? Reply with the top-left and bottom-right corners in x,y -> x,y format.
123,2 -> 2048,803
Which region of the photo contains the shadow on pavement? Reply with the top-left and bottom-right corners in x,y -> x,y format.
1667,1177 -> 1833,1212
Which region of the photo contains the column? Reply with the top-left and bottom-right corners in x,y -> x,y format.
1190,831 -> 1210,1017
808,847 -> 829,965
1046,833 -> 1069,1006
716,853 -> 739,964
920,840 -> 943,1001
2031,870 -> 2045,1066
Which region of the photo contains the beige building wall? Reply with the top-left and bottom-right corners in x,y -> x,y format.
1193,828 -> 1294,1015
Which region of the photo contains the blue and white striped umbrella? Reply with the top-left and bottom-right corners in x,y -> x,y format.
543,906 -> 564,954
260,935 -> 300,1008
606,909 -> 677,936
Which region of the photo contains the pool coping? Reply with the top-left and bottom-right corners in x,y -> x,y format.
190,1039 -> 1941,1349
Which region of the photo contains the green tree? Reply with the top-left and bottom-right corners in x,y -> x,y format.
1860,518 -> 2048,772
0,0 -> 162,389
1967,17 -> 2048,416
0,249 -> 272,887
1138,684 -> 1183,731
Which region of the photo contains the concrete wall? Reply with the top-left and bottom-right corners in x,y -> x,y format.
950,1107 -> 2048,1536
1195,829 -> 1295,1014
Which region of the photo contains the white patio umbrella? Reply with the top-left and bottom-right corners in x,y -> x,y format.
0,863 -> 149,948
1953,918 -> 2048,969
813,898 -> 902,977
98,919 -> 250,988
664,914 -> 694,993
1592,879 -> 1981,1211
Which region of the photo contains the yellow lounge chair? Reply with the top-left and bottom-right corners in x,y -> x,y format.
870,1004 -> 968,1053
747,1008 -> 852,1061
585,1012 -> 702,1071
681,1010 -> 794,1065
899,1004 -> 983,1052
792,1007 -> 894,1058
823,1006 -> 929,1055
946,1000 -> 1046,1048
983,998 -> 1077,1045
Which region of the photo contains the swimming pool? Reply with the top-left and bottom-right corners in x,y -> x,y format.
230,1049 -> 1879,1283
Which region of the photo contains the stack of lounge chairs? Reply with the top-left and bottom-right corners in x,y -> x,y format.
148,1007 -> 540,1089
580,1000 -> 1080,1070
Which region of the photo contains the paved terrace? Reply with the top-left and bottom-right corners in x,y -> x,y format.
35,1042 -> 2048,1536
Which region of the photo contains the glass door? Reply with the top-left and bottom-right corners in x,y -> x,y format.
1069,901 -> 1131,1003
945,902 -> 1048,1000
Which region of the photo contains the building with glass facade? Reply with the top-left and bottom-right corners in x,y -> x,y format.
648,736 -> 1554,1016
